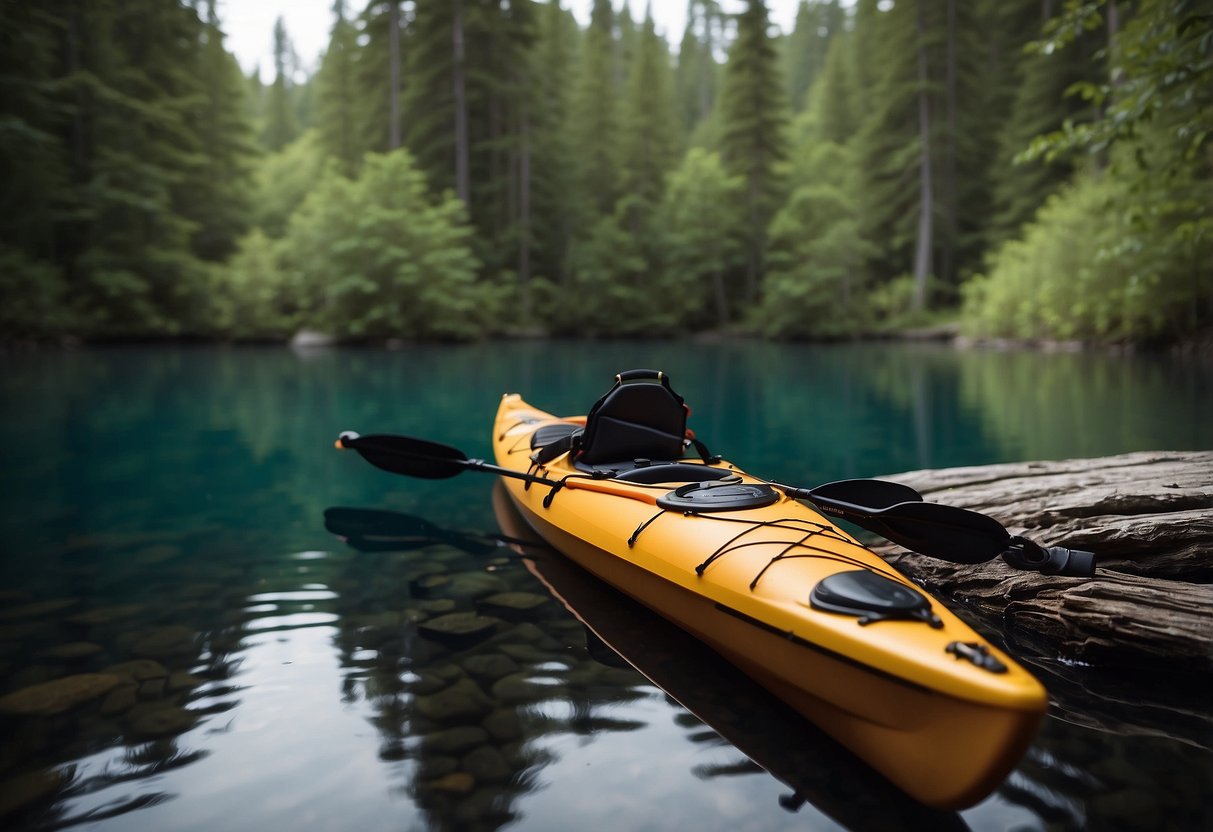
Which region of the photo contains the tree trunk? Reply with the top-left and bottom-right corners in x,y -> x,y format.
388,0 -> 401,150
452,0 -> 470,205
911,0 -> 934,312
941,0 -> 957,287
518,103 -> 532,320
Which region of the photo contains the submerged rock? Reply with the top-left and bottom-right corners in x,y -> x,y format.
415,678 -> 492,722
102,659 -> 169,683
0,674 -> 122,716
424,725 -> 490,755
125,703 -> 197,738
35,642 -> 103,661
99,684 -> 139,717
418,613 -> 499,648
477,592 -> 549,618
67,604 -> 146,626
0,599 -> 78,622
424,772 -> 475,796
130,626 -> 197,658
0,768 -> 70,818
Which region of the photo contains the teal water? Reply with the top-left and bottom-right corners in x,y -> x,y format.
0,342 -> 1210,831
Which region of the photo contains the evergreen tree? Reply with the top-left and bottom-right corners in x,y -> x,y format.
800,29 -> 857,145
659,149 -> 744,327
718,0 -> 790,310
527,1 -> 580,290
782,1 -> 844,112
0,2 -> 71,336
186,0 -> 257,263
264,17 -> 300,151
987,4 -> 1105,247
569,0 -> 621,218
673,1 -> 725,143
282,151 -> 486,339
314,0 -> 363,176
618,7 -> 678,229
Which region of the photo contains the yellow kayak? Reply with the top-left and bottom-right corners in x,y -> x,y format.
490,373 -> 1048,809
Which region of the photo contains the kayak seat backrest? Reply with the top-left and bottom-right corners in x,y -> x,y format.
531,423 -> 581,451
578,373 -> 688,466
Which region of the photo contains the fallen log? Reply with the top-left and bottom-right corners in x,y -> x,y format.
871,450 -> 1213,748
871,451 -> 1212,667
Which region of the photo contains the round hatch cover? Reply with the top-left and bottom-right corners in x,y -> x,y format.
657,478 -> 780,512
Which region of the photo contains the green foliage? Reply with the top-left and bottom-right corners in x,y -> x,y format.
313,1 -> 363,177
658,148 -> 745,327
0,245 -> 70,339
759,142 -> 874,337
719,0 -> 791,308
569,0 -> 622,219
253,131 -> 328,238
207,229 -> 294,339
962,167 -> 1208,341
262,18 -> 300,151
281,151 -> 486,340
966,0 -> 1213,343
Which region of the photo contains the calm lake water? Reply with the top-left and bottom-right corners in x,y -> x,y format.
1,342 -> 1210,831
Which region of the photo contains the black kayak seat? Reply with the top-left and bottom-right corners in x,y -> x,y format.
577,370 -> 688,466
531,422 -> 581,451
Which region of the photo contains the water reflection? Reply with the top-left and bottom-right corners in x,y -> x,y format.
0,534 -> 245,828
2,344 -> 1210,831
321,492 -> 968,831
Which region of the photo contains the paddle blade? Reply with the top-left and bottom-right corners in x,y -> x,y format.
336,432 -> 468,479
809,479 -> 924,512
876,502 -> 1011,564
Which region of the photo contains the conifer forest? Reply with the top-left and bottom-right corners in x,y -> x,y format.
1,1 -> 1210,344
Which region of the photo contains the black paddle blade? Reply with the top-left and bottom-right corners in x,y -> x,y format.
336,432 -> 468,479
807,479 -> 924,514
323,506 -> 500,555
872,502 -> 1011,565
324,507 -> 445,551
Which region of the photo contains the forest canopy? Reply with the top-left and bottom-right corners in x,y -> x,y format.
0,0 -> 1209,344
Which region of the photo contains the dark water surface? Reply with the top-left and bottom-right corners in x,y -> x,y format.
1,342 -> 1210,831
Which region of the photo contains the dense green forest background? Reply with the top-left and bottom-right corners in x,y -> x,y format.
1,0 -> 1209,344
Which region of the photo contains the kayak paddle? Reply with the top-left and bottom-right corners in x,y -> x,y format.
780,479 -> 1095,577
334,432 -> 661,505
336,432 -> 1094,576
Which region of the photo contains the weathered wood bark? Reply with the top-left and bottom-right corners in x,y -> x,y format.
872,451 -> 1212,671
872,451 -> 1213,748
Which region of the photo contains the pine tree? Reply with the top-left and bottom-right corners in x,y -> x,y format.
618,7 -> 678,227
527,1 -> 580,290
314,0 -> 362,176
782,1 -> 844,112
718,0 -> 790,310
186,0 -> 256,263
987,4 -> 1105,247
568,0 -> 620,220
673,1 -> 725,143
0,2 -> 71,336
264,18 -> 300,151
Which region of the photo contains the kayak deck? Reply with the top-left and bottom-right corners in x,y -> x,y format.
492,393 -> 1047,808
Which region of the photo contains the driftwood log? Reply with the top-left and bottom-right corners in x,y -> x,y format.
872,451 -> 1213,748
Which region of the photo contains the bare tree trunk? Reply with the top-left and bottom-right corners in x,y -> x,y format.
518,102 -> 532,320
911,0 -> 934,313
388,0 -> 401,149
452,0 -> 470,205
942,0 -> 957,287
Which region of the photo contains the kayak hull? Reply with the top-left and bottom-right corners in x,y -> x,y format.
492,393 -> 1047,808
